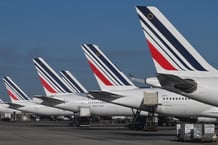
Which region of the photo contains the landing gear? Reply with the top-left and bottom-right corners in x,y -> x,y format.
128,109 -> 146,130
69,113 -> 90,127
128,106 -> 158,131
144,106 -> 158,131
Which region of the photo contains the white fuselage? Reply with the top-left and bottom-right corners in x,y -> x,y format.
11,100 -> 74,116
181,77 -> 218,107
156,70 -> 218,108
104,87 -> 218,119
0,103 -> 21,114
33,93 -> 148,116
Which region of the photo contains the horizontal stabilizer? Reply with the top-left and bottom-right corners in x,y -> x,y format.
34,96 -> 65,106
7,102 -> 24,109
157,74 -> 197,93
129,74 -> 161,87
129,74 -> 145,84
89,91 -> 124,102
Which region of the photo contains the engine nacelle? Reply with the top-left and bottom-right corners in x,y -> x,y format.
178,117 -> 217,123
197,117 -> 217,123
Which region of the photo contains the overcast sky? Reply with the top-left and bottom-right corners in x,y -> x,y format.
0,0 -> 218,101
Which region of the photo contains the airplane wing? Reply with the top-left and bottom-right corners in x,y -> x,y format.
7,102 -> 24,109
33,96 -> 65,106
157,74 -> 197,93
89,91 -> 124,102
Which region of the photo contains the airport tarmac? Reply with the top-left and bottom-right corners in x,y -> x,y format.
0,121 -> 217,145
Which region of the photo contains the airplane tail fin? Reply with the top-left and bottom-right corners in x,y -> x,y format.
3,76 -> 30,103
33,57 -> 72,96
81,44 -> 136,91
136,6 -> 216,75
60,70 -> 88,93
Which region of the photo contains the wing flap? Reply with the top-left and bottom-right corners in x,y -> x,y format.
7,102 -> 24,109
89,91 -> 124,102
34,96 -> 65,106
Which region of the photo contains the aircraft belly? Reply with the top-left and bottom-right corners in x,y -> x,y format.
90,104 -> 133,116
157,104 -> 187,117
19,105 -> 73,116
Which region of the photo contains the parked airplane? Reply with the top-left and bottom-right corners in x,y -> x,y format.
136,6 -> 218,107
2,76 -> 74,116
0,99 -> 21,114
82,44 -> 218,122
32,57 -> 148,117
